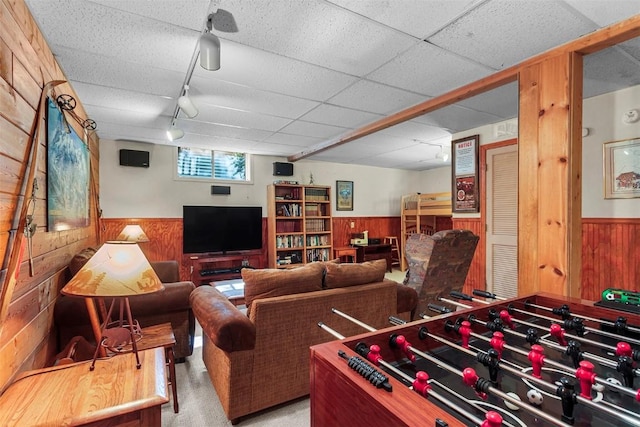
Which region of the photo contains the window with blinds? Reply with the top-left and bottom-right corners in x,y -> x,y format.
177,147 -> 249,181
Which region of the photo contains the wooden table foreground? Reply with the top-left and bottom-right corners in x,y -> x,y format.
0,348 -> 168,426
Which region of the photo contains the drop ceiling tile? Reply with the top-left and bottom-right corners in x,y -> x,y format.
70,81 -> 175,116
380,120 -> 452,141
327,0 -> 482,39
456,81 -> 519,119
414,104 -> 504,133
278,120 -> 349,139
328,80 -> 428,115
86,0 -> 211,29
263,133 -> 324,148
298,104 -> 383,128
81,105 -> 171,131
26,0 -> 197,72
189,76 -> 320,119
192,104 -> 293,132
96,123 -> 168,144
197,40 -> 358,101
212,0 -> 416,75
50,45 -> 186,97
428,0 -> 596,70
367,42 -> 495,97
176,134 -> 259,152
176,121 -> 275,142
563,0 -> 640,27
584,45 -> 640,98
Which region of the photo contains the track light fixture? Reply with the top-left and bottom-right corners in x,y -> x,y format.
177,85 -> 198,118
436,145 -> 449,162
200,13 -> 220,71
167,123 -> 184,141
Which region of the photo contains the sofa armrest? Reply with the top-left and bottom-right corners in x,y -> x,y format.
190,286 -> 256,352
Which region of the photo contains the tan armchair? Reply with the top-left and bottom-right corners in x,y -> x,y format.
403,230 -> 479,316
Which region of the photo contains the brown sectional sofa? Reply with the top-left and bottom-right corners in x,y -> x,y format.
54,248 -> 196,360
190,259 -> 417,423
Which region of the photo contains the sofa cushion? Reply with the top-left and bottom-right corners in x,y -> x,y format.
242,262 -> 324,315
324,259 -> 386,289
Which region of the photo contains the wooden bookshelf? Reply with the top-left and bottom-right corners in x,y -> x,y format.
267,184 -> 333,268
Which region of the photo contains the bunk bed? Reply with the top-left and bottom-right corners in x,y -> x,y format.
400,192 -> 452,271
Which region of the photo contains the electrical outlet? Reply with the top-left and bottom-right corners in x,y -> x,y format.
350,221 -> 355,228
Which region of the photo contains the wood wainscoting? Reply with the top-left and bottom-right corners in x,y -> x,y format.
582,218 -> 640,301
101,217 -> 639,302
453,217 -> 640,301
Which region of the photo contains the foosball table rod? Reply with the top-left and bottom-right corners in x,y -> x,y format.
472,290 -> 640,337
442,318 -> 638,395
419,326 -> 640,426
436,298 -> 638,379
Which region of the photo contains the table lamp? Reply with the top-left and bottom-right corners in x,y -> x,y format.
62,241 -> 164,370
116,224 -> 150,242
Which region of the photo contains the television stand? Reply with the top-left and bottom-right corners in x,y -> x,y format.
189,252 -> 263,286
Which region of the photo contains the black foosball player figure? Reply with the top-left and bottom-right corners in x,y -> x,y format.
556,377 -> 578,424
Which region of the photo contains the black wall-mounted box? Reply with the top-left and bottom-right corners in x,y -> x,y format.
119,149 -> 149,168
273,162 -> 294,176
211,185 -> 231,195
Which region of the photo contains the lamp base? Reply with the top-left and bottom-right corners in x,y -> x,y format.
89,297 -> 141,370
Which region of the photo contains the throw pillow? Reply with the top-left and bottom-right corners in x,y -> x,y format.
242,262 -> 324,315
324,259 -> 387,289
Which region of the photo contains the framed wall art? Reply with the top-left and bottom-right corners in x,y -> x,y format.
603,137 -> 640,199
46,97 -> 90,231
336,180 -> 353,211
451,134 -> 480,213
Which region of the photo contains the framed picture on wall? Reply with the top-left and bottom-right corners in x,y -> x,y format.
336,180 -> 353,211
451,135 -> 480,213
46,97 -> 90,231
603,137 -> 640,199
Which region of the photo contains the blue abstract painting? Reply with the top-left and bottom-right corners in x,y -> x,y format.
46,97 -> 90,231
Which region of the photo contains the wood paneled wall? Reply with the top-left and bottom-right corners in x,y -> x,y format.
582,218 -> 640,301
0,0 -> 99,390
332,217 -> 402,248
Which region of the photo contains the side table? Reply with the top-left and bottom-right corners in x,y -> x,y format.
0,348 -> 167,426
137,323 -> 179,413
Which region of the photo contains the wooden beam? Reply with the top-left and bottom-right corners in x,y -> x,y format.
288,13 -> 640,162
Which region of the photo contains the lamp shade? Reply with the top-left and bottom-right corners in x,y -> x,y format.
62,242 -> 163,297
116,225 -> 150,242
200,31 -> 220,71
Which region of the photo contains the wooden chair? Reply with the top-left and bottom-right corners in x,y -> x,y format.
403,230 -> 479,316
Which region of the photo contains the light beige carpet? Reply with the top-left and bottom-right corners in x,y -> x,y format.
161,268 -> 405,426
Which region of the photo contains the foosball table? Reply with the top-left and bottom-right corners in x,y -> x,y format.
310,292 -> 640,427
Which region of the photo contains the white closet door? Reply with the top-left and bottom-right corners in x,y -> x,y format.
486,145 -> 518,299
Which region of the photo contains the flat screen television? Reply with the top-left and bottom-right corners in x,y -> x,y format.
183,205 -> 263,254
